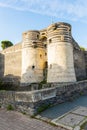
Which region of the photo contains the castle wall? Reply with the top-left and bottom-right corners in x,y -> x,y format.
0,80 -> 87,115
21,31 -> 46,86
74,49 -> 86,81
0,43 -> 22,84
0,53 -> 4,78
47,23 -> 76,83
0,22 -> 86,86
84,51 -> 87,76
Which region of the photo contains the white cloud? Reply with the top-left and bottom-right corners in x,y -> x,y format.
0,0 -> 87,21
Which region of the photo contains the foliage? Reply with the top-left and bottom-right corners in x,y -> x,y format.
0,78 -> 19,91
1,40 -> 13,50
80,121 -> 87,130
0,81 -> 18,91
37,104 -> 51,114
21,111 -> 26,115
0,79 -> 3,87
7,104 -> 14,111
39,80 -> 47,89
80,46 -> 86,51
79,91 -> 84,96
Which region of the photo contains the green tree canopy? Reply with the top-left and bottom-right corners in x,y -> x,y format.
1,40 -> 13,50
80,46 -> 86,51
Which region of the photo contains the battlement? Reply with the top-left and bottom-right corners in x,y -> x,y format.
22,30 -> 45,48
0,22 -> 87,86
47,22 -> 71,29
23,30 -> 40,40
47,22 -> 72,43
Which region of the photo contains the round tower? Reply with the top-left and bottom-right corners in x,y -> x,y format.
21,30 -> 45,85
47,22 -> 76,83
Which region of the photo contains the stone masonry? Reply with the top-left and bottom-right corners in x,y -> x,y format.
0,80 -> 87,115
0,22 -> 87,86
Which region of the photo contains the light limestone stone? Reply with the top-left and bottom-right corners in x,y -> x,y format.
52,106 -> 87,130
0,22 -> 80,85
21,31 -> 45,84
47,23 -> 76,83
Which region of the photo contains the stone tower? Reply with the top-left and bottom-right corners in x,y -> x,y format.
47,22 -> 76,83
21,30 -> 45,85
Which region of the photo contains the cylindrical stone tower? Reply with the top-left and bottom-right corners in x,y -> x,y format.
47,22 -> 76,83
21,30 -> 45,85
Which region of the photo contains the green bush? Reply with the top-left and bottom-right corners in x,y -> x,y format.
7,104 -> 14,111
21,111 -> 26,115
37,104 -> 51,114
39,80 -> 47,89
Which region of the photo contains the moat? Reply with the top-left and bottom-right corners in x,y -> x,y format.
40,95 -> 87,119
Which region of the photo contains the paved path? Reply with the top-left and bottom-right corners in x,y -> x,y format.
0,109 -> 66,130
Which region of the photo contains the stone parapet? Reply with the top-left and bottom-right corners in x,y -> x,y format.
0,80 -> 87,115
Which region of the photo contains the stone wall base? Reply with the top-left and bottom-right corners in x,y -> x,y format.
0,80 -> 87,115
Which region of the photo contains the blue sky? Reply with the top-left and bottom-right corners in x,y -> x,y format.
0,0 -> 87,49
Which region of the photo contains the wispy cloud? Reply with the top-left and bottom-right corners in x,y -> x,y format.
0,0 -> 87,21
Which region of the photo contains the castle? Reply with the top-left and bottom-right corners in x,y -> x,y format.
0,22 -> 87,87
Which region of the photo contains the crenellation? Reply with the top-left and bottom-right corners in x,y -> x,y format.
21,30 -> 45,85
47,22 -> 76,83
0,22 -> 87,86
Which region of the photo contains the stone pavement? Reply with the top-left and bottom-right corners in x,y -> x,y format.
52,106 -> 87,130
0,109 -> 66,130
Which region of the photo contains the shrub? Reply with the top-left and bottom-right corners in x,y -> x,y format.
7,104 -> 14,110
37,104 -> 51,114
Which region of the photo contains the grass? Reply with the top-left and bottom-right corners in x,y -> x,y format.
37,104 -> 51,114
80,121 -> 87,130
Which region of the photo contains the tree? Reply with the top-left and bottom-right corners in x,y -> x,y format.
1,40 -> 13,50
80,46 -> 86,51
